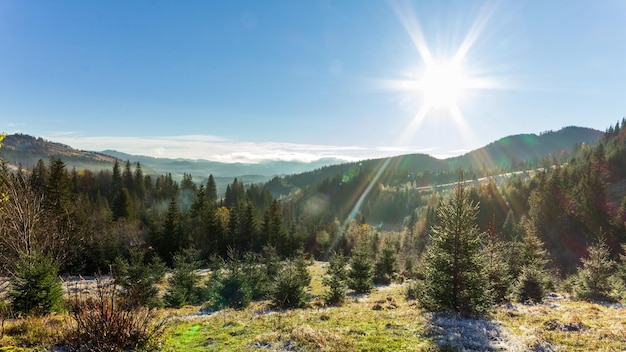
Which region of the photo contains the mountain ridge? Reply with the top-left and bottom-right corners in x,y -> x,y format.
0,126 -> 603,184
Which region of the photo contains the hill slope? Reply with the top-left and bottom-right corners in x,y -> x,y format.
268,126 -> 603,198
0,134 -> 116,171
0,126 -> 602,190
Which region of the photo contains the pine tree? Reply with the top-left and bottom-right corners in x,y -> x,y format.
9,254 -> 64,316
112,188 -> 133,221
164,249 -> 202,308
206,174 -> 218,205
134,162 -> 146,201
271,256 -> 310,309
113,249 -> 166,308
111,160 -> 122,198
161,198 -> 184,264
573,238 -> 616,302
374,244 -> 397,285
323,251 -> 348,306
348,245 -> 374,294
416,179 -> 492,315
207,256 -> 252,310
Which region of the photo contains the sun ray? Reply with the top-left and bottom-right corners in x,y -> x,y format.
391,0 -> 434,65
452,1 -> 498,65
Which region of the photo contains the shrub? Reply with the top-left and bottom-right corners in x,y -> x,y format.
271,260 -> 310,309
206,259 -> 253,310
164,249 -> 202,308
513,265 -> 548,303
67,276 -> 168,351
9,254 -> 64,316
112,248 -> 166,308
242,252 -> 271,300
405,281 -> 421,301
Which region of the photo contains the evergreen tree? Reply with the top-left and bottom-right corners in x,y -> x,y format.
9,254 -> 64,316
323,251 -> 348,306
206,174 -> 218,205
271,257 -> 310,309
573,238 -> 616,302
160,198 -> 184,264
207,256 -> 252,310
374,244 -> 397,285
416,179 -> 492,315
122,160 -> 134,196
348,245 -> 374,294
134,162 -> 146,201
112,188 -> 133,221
482,239 -> 511,304
511,218 -> 551,303
263,200 -> 288,256
164,249 -> 202,308
111,160 -> 122,198
113,249 -> 166,308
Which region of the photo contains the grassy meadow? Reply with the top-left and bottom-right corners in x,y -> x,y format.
0,262 -> 624,351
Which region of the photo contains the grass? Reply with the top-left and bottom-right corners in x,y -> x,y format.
0,262 -> 625,351
493,295 -> 626,351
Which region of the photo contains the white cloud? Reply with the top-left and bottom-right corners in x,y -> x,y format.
43,133 -> 426,164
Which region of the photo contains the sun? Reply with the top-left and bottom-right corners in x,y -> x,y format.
419,61 -> 468,109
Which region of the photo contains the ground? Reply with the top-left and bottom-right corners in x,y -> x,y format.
0,262 -> 625,351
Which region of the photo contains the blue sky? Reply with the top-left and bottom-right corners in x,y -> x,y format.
1,1 -> 625,162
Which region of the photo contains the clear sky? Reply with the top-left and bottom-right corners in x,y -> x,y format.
1,1 -> 625,163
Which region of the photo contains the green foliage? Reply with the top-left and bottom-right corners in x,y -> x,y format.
111,187 -> 134,221
513,265 -> 548,303
323,251 -> 348,306
416,181 -> 492,315
8,255 -> 64,316
374,245 -> 397,285
113,248 -> 166,308
206,259 -> 253,310
348,246 -> 374,294
164,249 -> 202,308
405,281 -> 420,301
482,240 -> 512,304
573,239 -> 616,302
271,256 -> 311,309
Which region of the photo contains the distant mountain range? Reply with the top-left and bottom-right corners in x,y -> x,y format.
0,126 -> 604,189
266,126 -> 603,194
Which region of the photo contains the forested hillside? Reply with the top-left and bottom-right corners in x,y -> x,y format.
0,123 -> 625,350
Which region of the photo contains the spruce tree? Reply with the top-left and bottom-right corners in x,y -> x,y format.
113,249 -> 166,308
416,180 -> 492,315
348,245 -> 374,294
374,244 -> 397,285
271,257 -> 310,309
9,254 -> 64,316
323,251 -> 348,306
573,238 -> 616,302
164,249 -> 202,308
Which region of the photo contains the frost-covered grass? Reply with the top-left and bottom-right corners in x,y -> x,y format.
493,294 -> 626,351
162,262 -> 626,351
0,262 -> 625,351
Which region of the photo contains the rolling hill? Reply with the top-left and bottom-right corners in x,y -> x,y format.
0,126 -> 603,195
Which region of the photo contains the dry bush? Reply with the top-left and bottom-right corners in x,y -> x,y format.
66,276 -> 168,352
